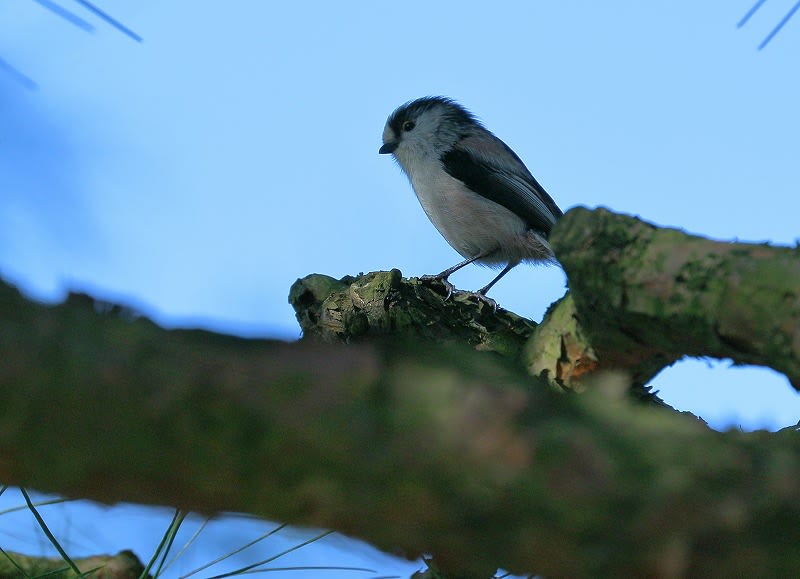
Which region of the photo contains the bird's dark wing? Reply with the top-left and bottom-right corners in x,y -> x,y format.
441,134 -> 563,236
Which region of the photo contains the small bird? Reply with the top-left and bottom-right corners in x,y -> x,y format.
379,96 -> 563,304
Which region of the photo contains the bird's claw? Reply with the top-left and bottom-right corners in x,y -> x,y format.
419,276 -> 498,311
420,275 -> 456,300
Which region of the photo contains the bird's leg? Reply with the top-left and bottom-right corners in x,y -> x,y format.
421,251 -> 491,300
477,261 -> 518,295
469,261 -> 519,312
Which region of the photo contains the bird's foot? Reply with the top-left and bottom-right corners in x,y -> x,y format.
469,291 -> 498,312
420,274 -> 456,300
419,276 -> 499,311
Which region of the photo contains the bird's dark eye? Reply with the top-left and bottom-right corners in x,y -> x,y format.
402,120 -> 416,132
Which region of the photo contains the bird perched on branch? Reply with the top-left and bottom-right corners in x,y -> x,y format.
379,96 -> 563,306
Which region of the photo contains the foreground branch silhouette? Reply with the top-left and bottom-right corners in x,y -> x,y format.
1,207 -> 799,577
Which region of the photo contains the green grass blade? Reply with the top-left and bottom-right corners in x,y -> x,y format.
180,523 -> 289,579
204,530 -> 335,579
140,509 -> 187,579
0,546 -> 32,578
19,488 -> 83,577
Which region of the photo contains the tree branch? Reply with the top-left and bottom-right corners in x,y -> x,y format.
3,260 -> 800,576
549,207 -> 800,389
288,268 -> 537,361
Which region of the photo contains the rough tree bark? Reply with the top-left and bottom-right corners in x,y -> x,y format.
548,207 -> 800,389
1,207 -> 799,578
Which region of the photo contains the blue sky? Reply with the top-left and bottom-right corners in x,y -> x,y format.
1,1 -> 799,576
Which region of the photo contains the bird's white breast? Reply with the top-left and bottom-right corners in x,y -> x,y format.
406,162 -> 529,263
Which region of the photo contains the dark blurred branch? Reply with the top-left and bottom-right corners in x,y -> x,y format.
3,232 -> 800,576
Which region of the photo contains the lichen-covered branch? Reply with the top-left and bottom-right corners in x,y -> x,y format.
289,269 -> 666,405
288,268 -> 538,361
3,276 -> 800,577
289,209 -> 800,394
548,207 -> 800,388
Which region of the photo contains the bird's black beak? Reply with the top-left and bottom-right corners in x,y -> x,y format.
379,141 -> 398,154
